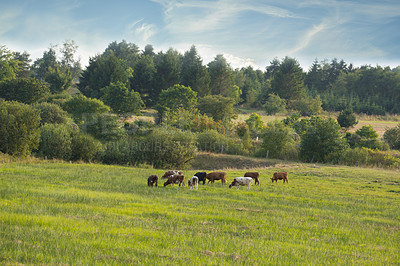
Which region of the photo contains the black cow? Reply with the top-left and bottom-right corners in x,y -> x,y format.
194,172 -> 207,185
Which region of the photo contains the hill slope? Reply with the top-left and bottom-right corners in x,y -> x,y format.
0,160 -> 399,264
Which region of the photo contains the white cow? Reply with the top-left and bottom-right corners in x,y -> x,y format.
229,177 -> 253,190
188,176 -> 199,190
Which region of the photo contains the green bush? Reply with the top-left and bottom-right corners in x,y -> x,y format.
0,78 -> 49,104
300,117 -> 348,163
80,113 -> 126,142
197,129 -> 251,156
101,127 -> 197,168
38,124 -> 72,160
260,120 -> 299,160
264,93 -> 286,115
383,124 -> 400,150
0,99 -> 41,156
337,147 -> 370,166
38,123 -> 102,162
33,102 -> 72,125
70,130 -> 102,162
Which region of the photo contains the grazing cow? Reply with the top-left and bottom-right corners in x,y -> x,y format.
206,172 -> 227,184
194,172 -> 207,185
271,172 -> 288,183
162,170 -> 183,179
164,174 -> 185,188
229,177 -> 253,190
244,172 -> 260,185
188,176 -> 199,190
147,175 -> 158,187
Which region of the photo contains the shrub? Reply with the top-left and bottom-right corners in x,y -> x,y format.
337,147 -> 370,166
300,117 -> 349,162
337,109 -> 358,128
260,120 -> 299,160
0,78 -> 49,104
356,125 -> 378,139
196,130 -> 250,156
33,102 -> 72,125
197,95 -> 235,122
38,124 -> 72,160
263,93 -> 286,115
100,82 -> 143,114
383,124 -> 400,150
80,113 -> 126,142
63,94 -> 110,123
0,99 -> 41,156
101,127 -> 197,168
70,130 -> 102,162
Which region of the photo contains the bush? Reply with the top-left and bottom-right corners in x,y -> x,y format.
383,124 -> 400,150
290,96 -> 323,116
300,117 -> 349,162
80,113 -> 126,142
33,102 -> 72,125
38,123 -> 102,162
337,109 -> 358,128
337,147 -> 370,166
63,94 -> 110,123
0,78 -> 49,104
263,93 -> 286,115
197,130 -> 250,156
356,125 -> 378,139
101,127 -> 197,169
0,99 -> 41,156
100,82 -> 143,114
197,95 -> 235,122
260,120 -> 299,160
70,130 -> 102,162
38,124 -> 72,160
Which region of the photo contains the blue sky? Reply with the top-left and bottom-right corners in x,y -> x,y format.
1,0 -> 400,70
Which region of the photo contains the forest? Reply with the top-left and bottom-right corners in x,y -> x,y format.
1,40 -> 400,168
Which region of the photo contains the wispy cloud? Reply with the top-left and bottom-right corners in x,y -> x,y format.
126,19 -> 157,43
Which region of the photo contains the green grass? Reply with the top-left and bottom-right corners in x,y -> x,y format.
1,160 -> 400,264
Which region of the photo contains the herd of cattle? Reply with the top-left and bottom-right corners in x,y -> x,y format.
147,171 -> 288,190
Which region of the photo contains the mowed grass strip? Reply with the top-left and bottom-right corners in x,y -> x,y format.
1,162 -> 399,264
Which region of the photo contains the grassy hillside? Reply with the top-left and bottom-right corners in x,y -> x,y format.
1,159 -> 399,264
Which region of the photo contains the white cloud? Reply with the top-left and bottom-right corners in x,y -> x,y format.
127,20 -> 157,43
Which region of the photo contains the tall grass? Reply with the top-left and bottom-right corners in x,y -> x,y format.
1,161 -> 399,264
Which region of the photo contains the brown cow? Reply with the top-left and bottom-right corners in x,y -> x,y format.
147,175 -> 158,187
162,170 -> 183,179
164,174 -> 185,188
244,172 -> 260,185
206,172 -> 227,184
271,172 -> 288,183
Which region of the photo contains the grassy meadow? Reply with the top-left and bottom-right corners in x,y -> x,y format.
1,157 -> 400,265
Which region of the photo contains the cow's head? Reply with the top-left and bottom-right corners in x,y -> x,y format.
229,179 -> 237,188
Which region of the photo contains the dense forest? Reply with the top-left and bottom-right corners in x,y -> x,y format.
1,40 -> 400,168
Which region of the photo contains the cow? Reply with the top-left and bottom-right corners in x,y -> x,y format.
229,177 -> 253,190
188,176 -> 199,190
162,170 -> 183,179
271,172 -> 288,183
206,172 -> 227,184
147,175 -> 158,187
244,172 -> 260,185
194,172 -> 207,185
164,174 -> 185,188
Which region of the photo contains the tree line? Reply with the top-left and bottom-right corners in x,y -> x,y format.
1,40 -> 400,168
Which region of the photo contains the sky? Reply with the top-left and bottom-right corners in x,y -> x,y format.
1,0 -> 400,70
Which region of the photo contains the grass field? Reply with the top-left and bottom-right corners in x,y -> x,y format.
1,158 -> 399,265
